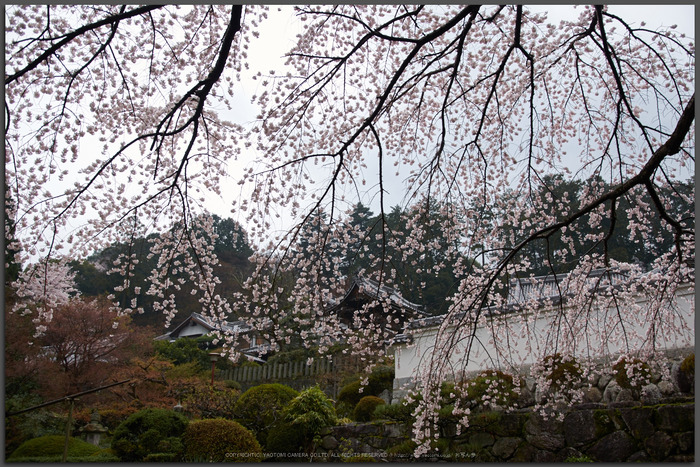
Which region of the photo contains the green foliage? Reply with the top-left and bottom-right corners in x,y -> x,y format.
95,407 -> 138,431
110,408 -> 188,462
353,396 -> 386,422
542,353 -> 583,392
612,357 -> 651,390
210,214 -> 254,264
440,381 -> 457,402
437,404 -> 457,423
8,435 -> 100,459
368,365 -> 394,393
337,380 -> 363,416
69,216 -> 255,328
183,418 -> 262,462
499,175 -> 695,276
464,370 -> 518,410
225,379 -> 242,391
564,454 -> 595,462
336,365 -> 394,417
233,383 -> 299,445
184,385 -> 240,419
676,353 -> 695,393
154,337 -> 212,371
5,408 -> 67,456
283,386 -> 338,442
386,439 -> 417,456
680,353 -> 694,376
372,400 -> 416,423
341,202 -> 462,314
264,347 -> 316,366
265,422 -> 306,456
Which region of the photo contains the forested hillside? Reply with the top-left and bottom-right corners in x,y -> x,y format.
68,215 -> 255,328
66,174 -> 694,327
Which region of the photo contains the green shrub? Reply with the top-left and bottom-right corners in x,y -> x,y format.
464,370 -> 518,410
183,418 -> 262,462
110,408 -> 188,462
154,337 -> 211,371
265,422 -> 306,457
96,407 -> 138,431
336,365 -> 394,417
5,409 -> 67,457
680,353 -> 695,375
264,348 -> 315,366
372,400 -> 416,423
233,383 -> 299,445
8,435 -> 100,459
440,381 -> 457,403
353,396 -> 386,422
367,365 -> 394,394
225,380 -> 242,391
337,380 -> 363,416
182,384 -> 240,419
612,357 -> 651,390
283,386 -> 338,452
676,353 -> 695,393
542,353 -> 583,392
437,404 -> 457,424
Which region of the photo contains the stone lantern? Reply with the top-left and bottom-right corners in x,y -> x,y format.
80,410 -> 108,446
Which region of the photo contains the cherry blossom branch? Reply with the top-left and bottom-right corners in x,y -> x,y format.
5,5 -> 165,85
446,92 -> 694,368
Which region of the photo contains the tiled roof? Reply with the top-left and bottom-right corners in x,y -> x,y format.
327,276 -> 427,315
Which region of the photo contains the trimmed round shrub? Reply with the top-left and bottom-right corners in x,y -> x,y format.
353,395 -> 386,422
8,435 -> 100,459
336,365 -> 395,417
613,357 -> 651,390
337,380 -> 363,416
233,383 -> 299,445
111,408 -> 188,462
183,418 -> 262,462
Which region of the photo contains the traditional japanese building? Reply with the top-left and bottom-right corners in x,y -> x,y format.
155,312 -> 269,361
325,276 -> 428,336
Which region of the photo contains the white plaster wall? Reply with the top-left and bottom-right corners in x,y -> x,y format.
393,283 -> 694,381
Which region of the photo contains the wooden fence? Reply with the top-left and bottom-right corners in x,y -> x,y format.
219,358 -> 349,397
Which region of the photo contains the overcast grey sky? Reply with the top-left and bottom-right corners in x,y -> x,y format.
216,4 -> 695,229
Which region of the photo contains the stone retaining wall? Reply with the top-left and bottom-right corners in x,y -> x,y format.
318,398 -> 694,462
